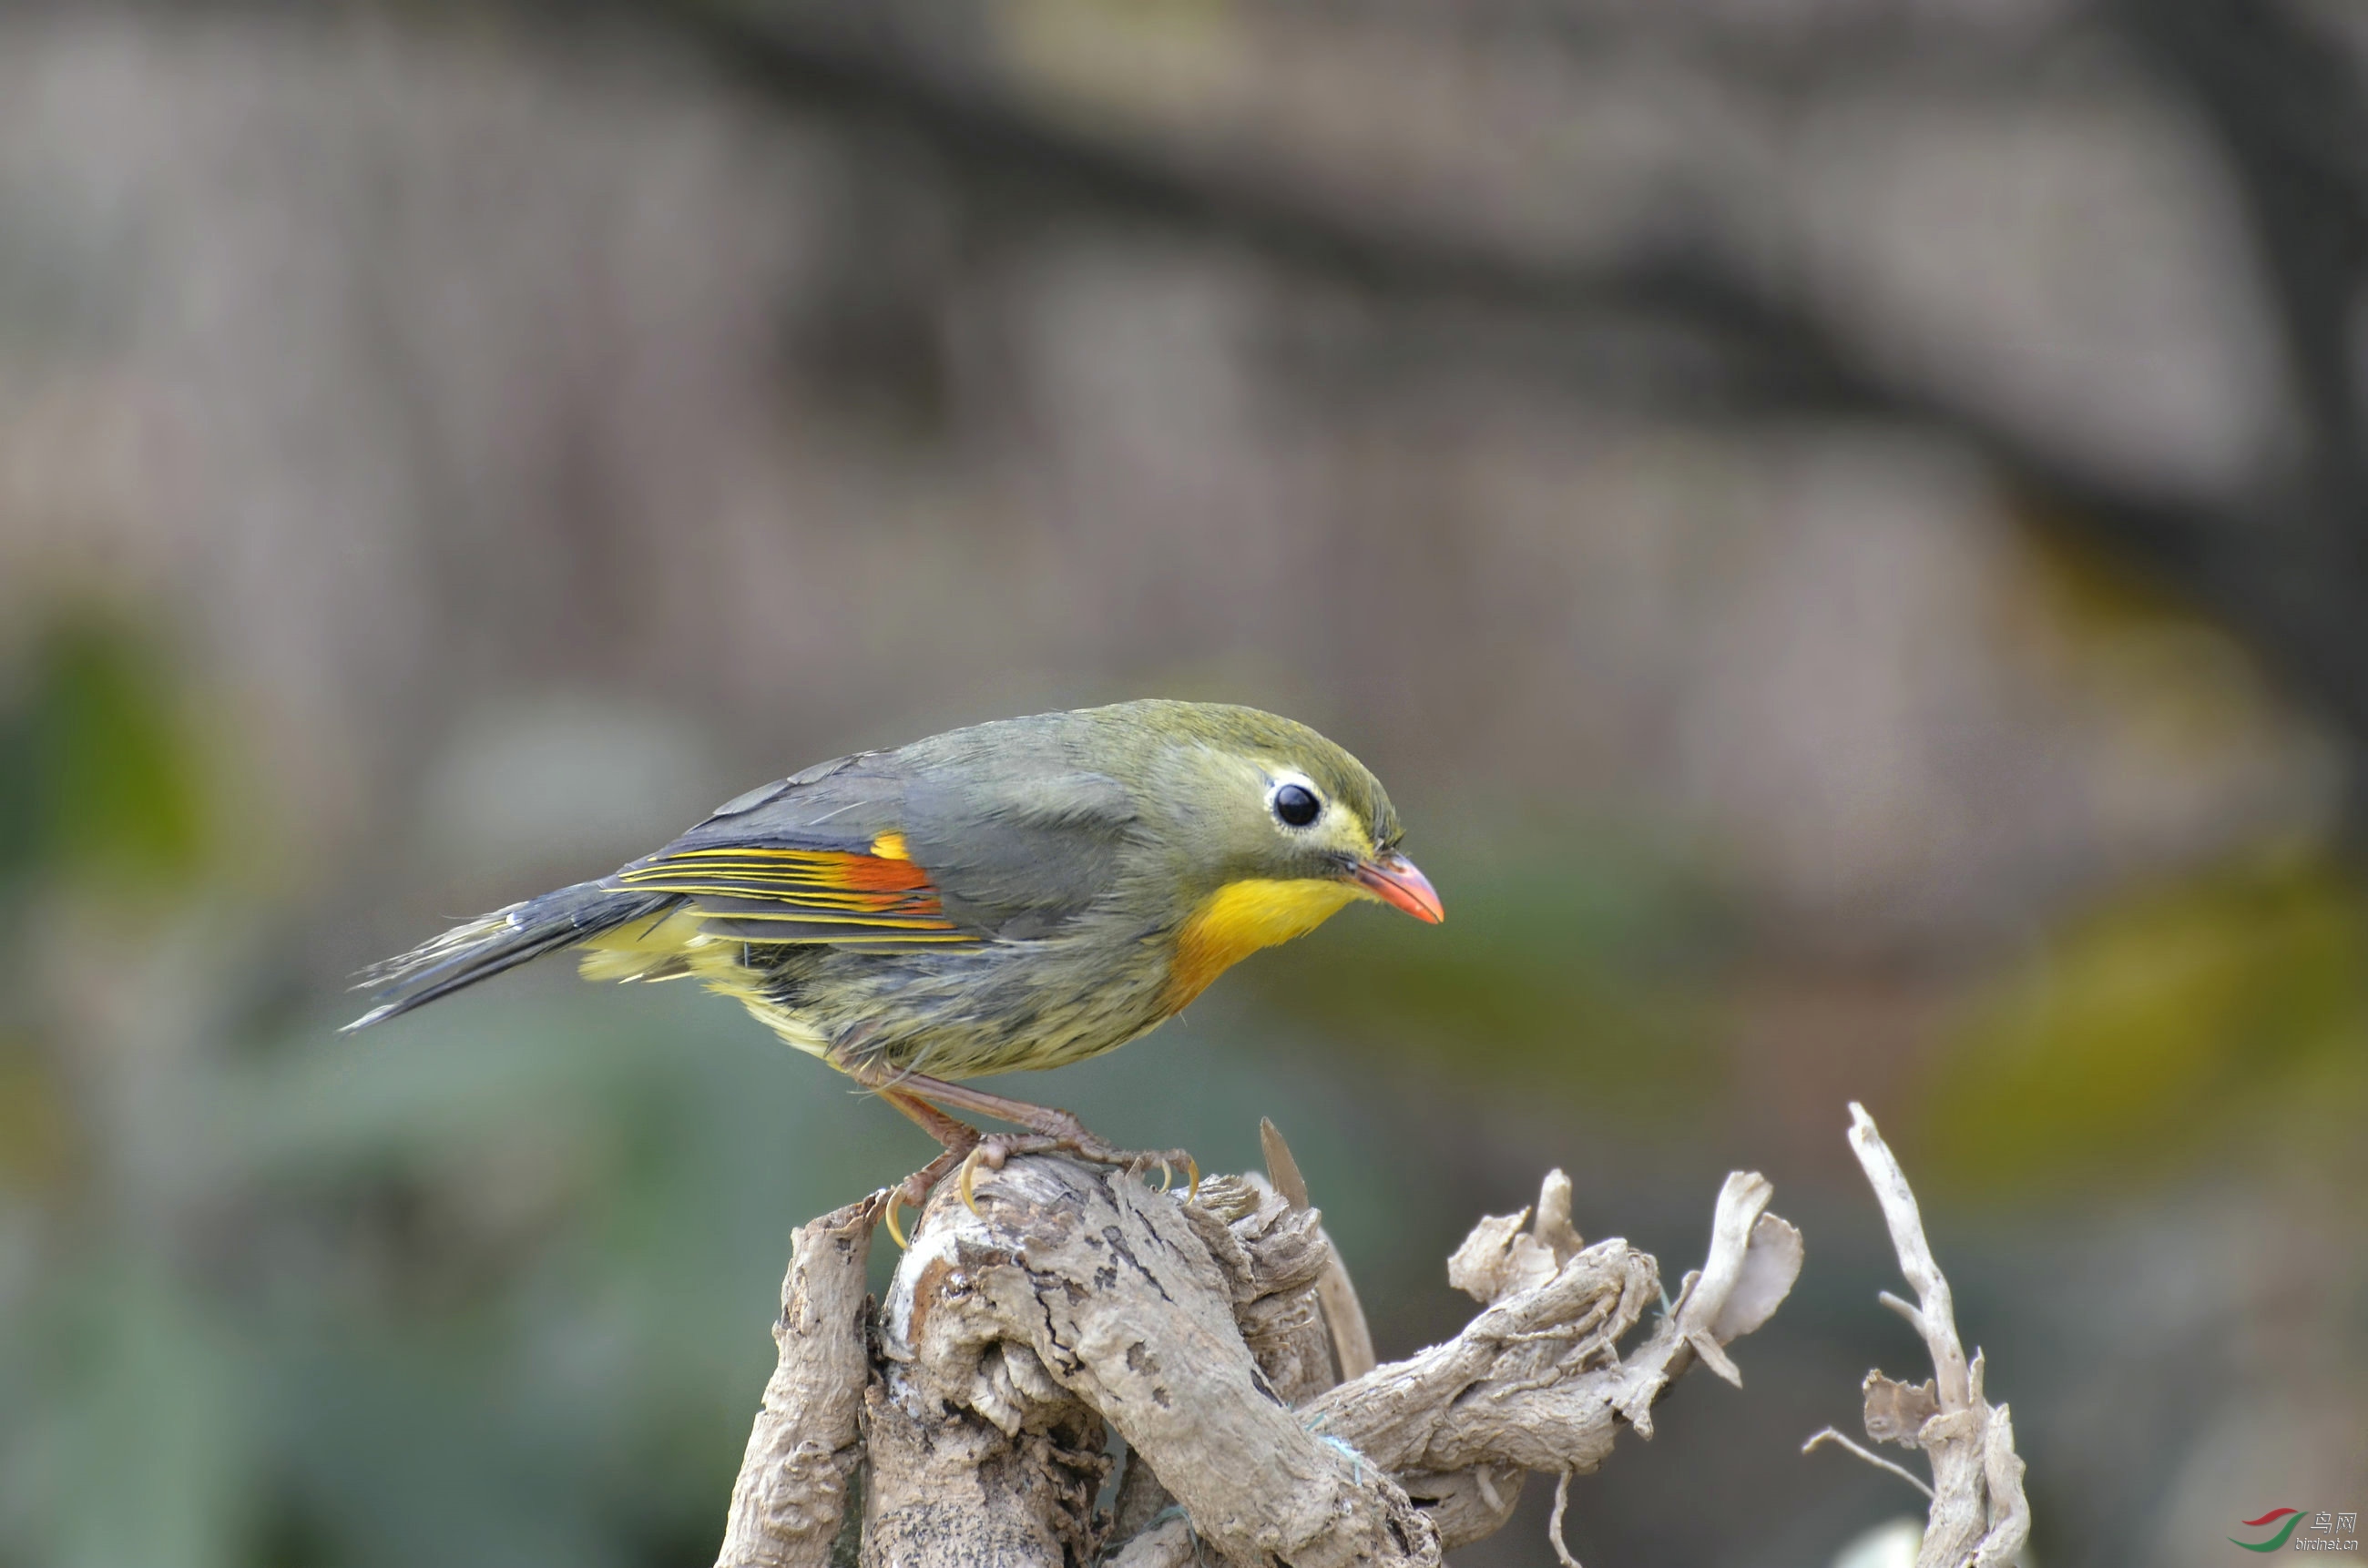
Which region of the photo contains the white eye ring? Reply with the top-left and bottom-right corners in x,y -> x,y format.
1269,776 -> 1323,829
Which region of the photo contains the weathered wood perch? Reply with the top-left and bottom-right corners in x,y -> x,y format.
715,1133 -> 1803,1567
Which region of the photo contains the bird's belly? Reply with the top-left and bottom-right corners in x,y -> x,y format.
728,936 -> 1175,1081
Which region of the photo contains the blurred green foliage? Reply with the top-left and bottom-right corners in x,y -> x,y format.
1918,847 -> 2368,1196
0,619 -> 227,1568
0,616 -> 209,891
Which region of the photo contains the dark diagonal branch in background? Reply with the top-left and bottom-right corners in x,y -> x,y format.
2118,0 -> 2368,516
650,0 -> 2368,781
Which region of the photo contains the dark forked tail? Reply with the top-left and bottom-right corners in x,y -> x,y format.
342,880 -> 676,1032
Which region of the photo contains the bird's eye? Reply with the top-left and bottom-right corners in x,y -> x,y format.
1272,782 -> 1322,828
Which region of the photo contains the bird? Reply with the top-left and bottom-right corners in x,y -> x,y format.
346,700 -> 1442,1234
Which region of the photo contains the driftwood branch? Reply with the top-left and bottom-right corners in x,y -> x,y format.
715,1137 -> 1802,1566
1302,1166 -> 1802,1531
716,1191 -> 883,1568
1811,1103 -> 2032,1568
868,1155 -> 1427,1568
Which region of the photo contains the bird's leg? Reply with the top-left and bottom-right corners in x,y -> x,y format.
871,1085 -> 982,1246
862,1071 -> 1101,1146
874,1084 -> 984,1157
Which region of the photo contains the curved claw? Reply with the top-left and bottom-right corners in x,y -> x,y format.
958,1145 -> 988,1217
1153,1157 -> 1173,1195
1183,1154 -> 1200,1204
883,1187 -> 910,1249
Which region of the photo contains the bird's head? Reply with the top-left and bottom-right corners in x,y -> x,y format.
1093,701 -> 1442,1008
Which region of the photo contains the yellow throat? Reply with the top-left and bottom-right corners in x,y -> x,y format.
1163,877 -> 1363,1013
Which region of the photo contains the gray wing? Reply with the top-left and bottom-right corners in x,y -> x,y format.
901,768 -> 1139,938
620,744 -> 1139,942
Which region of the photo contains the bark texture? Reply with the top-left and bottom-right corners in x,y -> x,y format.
716,1193 -> 883,1568
715,1142 -> 1804,1565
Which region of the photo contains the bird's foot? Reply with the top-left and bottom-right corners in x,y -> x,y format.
866,1083 -> 1196,1241
972,1102 -> 1198,1188
883,1141 -> 973,1248
956,1131 -> 1199,1215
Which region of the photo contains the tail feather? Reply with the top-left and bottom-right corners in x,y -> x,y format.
343,880 -> 676,1031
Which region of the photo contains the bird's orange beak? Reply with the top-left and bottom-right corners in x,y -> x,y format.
1352,850 -> 1444,923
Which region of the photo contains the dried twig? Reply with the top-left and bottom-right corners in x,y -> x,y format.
1297,1167 -> 1800,1556
1802,1427 -> 1935,1501
1547,1471 -> 1583,1568
1830,1104 -> 2032,1568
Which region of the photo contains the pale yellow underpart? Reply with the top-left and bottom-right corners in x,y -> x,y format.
576,906 -> 832,1057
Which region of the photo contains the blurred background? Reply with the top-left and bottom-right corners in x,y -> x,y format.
2,1 -> 2364,1563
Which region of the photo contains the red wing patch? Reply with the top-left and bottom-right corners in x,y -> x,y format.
616,845 -> 967,940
